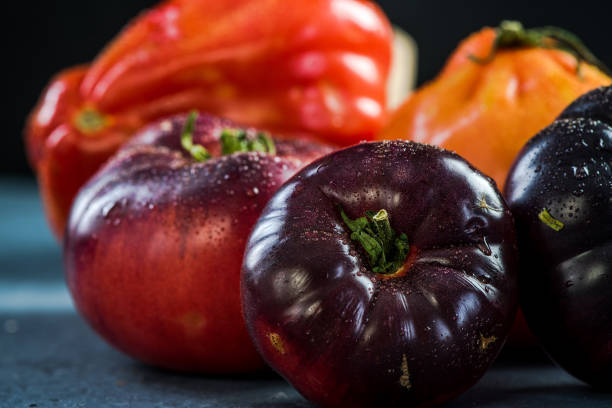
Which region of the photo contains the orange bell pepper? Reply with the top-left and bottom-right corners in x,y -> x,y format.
26,0 -> 392,239
380,21 -> 611,189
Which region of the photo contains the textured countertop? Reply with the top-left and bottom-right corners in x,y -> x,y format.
1,177 -> 610,408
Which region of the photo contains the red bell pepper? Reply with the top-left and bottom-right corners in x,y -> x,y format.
26,0 -> 392,238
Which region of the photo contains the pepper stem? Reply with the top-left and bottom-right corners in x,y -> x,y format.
74,107 -> 109,135
469,20 -> 612,77
180,111 -> 276,162
340,207 -> 410,275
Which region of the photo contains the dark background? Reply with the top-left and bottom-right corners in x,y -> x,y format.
6,0 -> 612,177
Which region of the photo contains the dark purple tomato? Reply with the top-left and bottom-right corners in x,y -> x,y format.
505,86 -> 612,389
242,141 -> 518,407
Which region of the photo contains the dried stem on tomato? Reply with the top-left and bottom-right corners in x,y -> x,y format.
469,20 -> 612,77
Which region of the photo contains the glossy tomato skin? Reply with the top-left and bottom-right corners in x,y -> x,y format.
64,113 -> 332,373
242,141 -> 518,407
505,86 -> 612,388
27,0 -> 392,239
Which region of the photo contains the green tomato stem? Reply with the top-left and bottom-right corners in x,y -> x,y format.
180,111 -> 276,162
340,207 -> 410,275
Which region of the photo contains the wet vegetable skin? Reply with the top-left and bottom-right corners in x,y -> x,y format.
64,113 -> 332,372
505,86 -> 612,388
242,141 -> 518,407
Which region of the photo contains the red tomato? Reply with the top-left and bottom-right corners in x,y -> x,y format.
64,112 -> 333,372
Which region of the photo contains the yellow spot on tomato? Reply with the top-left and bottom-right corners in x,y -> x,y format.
538,208 -> 564,231
268,332 -> 286,355
480,333 -> 497,351
399,354 -> 412,389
